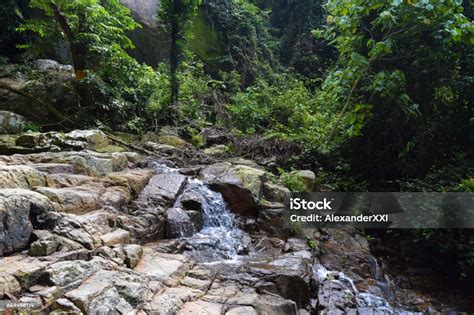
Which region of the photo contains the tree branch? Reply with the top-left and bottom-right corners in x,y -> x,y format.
0,80 -> 75,127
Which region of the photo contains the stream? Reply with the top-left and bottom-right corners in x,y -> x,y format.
151,162 -> 421,314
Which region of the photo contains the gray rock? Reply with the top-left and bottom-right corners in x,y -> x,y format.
0,274 -> 21,298
226,306 -> 258,315
0,111 -> 25,134
51,298 -> 81,314
65,130 -> 109,150
263,182 -> 291,202
255,295 -> 299,315
44,257 -> 111,291
245,254 -> 312,308
30,239 -> 59,256
166,207 -> 198,238
0,189 -> 53,256
203,144 -> 228,156
139,172 -> 187,202
134,246 -> 194,286
34,59 -> 73,72
257,208 -> 289,238
100,228 -> 130,246
200,162 -> 266,215
122,244 -> 143,268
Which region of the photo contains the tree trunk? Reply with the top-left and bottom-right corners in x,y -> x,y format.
49,3 -> 89,107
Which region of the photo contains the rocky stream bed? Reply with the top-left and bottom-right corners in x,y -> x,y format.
0,127 -> 464,314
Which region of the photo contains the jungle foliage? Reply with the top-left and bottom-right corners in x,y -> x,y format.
1,0 -> 473,281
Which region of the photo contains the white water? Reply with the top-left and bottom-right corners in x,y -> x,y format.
177,178 -> 244,261
313,264 -> 393,311
151,163 -> 243,262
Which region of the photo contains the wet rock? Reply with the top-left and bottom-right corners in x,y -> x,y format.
0,189 -> 54,255
139,172 -> 187,202
166,207 -> 199,238
0,111 -> 25,134
257,208 -> 289,238
100,228 -> 130,246
200,162 -> 266,215
245,254 -> 312,308
0,274 -> 21,298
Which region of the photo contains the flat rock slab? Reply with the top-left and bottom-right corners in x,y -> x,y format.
134,245 -> 194,286
139,172 -> 187,202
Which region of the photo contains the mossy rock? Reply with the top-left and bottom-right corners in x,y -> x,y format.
158,134 -> 189,149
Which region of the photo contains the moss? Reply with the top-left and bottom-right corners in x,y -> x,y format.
188,11 -> 224,69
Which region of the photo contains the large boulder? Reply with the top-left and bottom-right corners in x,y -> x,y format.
0,111 -> 25,134
0,64 -> 76,125
121,0 -> 168,67
200,162 -> 266,215
244,253 -> 312,308
166,207 -> 201,238
65,130 -> 109,150
139,172 -> 187,203
0,189 -> 54,256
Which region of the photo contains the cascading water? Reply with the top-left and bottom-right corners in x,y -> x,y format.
313,264 -> 394,311
150,162 -> 244,262
176,178 -> 244,262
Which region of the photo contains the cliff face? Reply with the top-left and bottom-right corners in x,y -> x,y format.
121,0 -> 170,68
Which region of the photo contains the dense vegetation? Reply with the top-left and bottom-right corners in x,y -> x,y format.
1,0 -> 473,282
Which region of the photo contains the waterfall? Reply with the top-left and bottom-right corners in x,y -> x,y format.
177,178 -> 244,262
313,264 -> 394,311
150,162 -> 243,262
